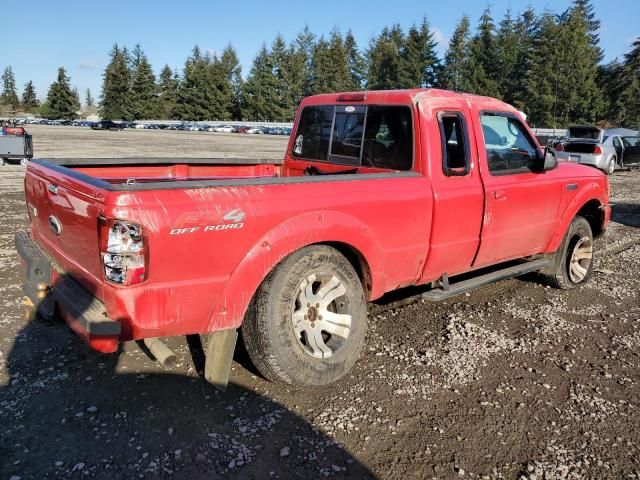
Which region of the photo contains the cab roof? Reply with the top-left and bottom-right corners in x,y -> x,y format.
300,88 -> 517,114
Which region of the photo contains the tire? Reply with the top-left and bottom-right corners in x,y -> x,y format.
241,245 -> 367,386
606,157 -> 616,175
541,216 -> 594,290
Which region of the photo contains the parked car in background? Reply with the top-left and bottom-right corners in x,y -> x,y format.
555,125 -> 640,175
91,120 -> 124,131
0,122 -> 33,165
211,125 -> 234,133
246,127 -> 264,134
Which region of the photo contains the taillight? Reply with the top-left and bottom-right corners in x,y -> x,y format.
99,218 -> 146,285
593,146 -> 602,155
555,143 -> 564,152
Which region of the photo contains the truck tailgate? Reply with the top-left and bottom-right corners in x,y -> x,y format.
25,168 -> 105,297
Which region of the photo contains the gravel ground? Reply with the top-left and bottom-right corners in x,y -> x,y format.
1,127 -> 640,479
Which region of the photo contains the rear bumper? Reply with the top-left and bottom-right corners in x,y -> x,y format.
559,152 -> 608,170
15,230 -> 120,353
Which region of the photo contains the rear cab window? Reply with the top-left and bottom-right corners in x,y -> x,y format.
292,104 -> 413,171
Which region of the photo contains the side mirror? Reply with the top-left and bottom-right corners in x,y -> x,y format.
537,147 -> 557,172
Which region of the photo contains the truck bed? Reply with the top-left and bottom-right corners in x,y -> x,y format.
33,157 -> 283,188
30,157 -> 394,190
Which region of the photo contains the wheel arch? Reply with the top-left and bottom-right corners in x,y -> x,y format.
204,211 -> 385,332
576,199 -> 605,238
546,185 -> 607,252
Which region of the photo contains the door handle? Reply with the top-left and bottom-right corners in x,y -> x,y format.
493,190 -> 507,200
48,183 -> 58,195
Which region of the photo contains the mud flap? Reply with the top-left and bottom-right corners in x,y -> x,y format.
204,329 -> 238,391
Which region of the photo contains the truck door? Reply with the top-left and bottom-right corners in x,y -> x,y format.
420,101 -> 485,281
472,111 -> 562,267
622,135 -> 640,165
612,136 -> 623,165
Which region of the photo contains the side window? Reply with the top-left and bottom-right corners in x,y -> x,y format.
292,106 -> 334,161
329,106 -> 366,165
612,137 -> 621,149
361,106 -> 413,170
438,113 -> 469,176
480,113 -> 539,175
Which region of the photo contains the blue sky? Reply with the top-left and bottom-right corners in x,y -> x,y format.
1,0 -> 637,102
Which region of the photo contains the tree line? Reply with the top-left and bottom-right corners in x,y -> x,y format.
1,0 -> 639,128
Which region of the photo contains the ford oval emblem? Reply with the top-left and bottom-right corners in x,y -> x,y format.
48,215 -> 63,235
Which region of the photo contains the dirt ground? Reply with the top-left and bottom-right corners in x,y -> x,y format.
1,127 -> 640,480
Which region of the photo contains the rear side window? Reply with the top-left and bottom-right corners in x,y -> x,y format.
480,113 -> 538,175
438,113 -> 470,176
292,105 -> 413,170
292,106 -> 333,161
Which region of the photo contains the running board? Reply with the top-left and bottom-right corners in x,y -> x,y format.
422,258 -> 550,301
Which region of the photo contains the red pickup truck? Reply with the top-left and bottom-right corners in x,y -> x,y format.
16,89 -> 610,389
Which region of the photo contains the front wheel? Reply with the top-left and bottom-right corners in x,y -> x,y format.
541,216 -> 594,289
242,245 -> 367,386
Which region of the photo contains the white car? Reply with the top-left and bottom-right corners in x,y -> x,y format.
555,126 -> 640,175
212,125 -> 234,133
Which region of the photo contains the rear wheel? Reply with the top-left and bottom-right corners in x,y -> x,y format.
606,157 -> 616,175
541,216 -> 594,289
242,245 -> 367,386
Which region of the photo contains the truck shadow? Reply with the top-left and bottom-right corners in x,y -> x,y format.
611,202 -> 640,228
0,275 -> 374,479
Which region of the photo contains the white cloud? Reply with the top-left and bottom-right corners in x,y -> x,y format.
78,61 -> 98,70
432,27 -> 449,54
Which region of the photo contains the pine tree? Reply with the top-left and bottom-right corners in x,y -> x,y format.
554,0 -> 605,125
242,44 -> 280,121
366,26 -> 405,90
280,40 -> 310,120
101,44 -> 132,120
398,18 -> 440,89
611,38 -> 640,129
522,11 -> 561,127
85,89 -> 94,108
440,16 -> 473,92
312,29 -> 352,94
399,25 -> 423,88
1,66 -> 20,108
418,18 -> 441,87
44,67 -> 77,119
72,87 -> 81,112
157,66 -> 178,119
270,35 -> 290,120
219,45 -> 243,120
176,46 -> 218,121
495,10 -> 519,102
295,26 -> 316,97
507,7 -> 537,110
344,30 -> 365,90
130,46 -> 159,119
467,8 -> 501,97
21,80 -> 39,112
